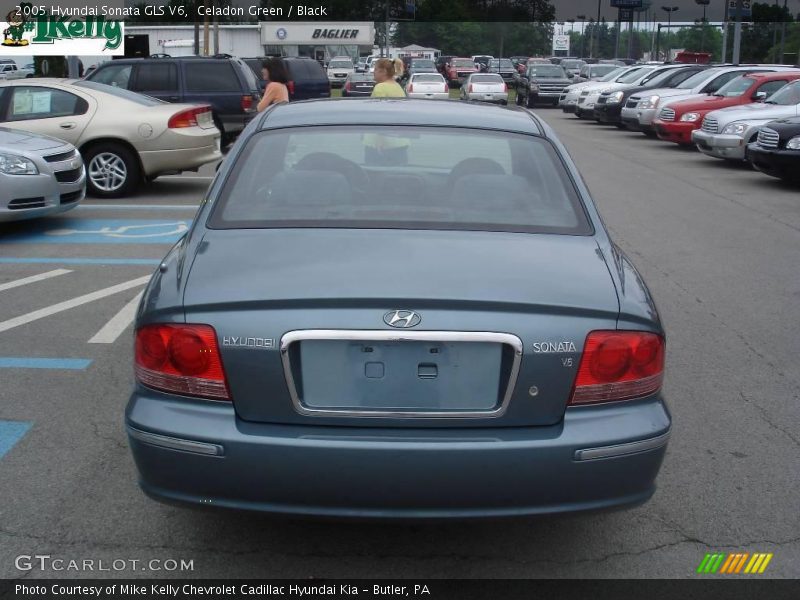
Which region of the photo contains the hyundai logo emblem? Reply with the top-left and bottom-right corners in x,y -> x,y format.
383,310 -> 421,328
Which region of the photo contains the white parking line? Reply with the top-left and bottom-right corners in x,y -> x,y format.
0,269 -> 72,293
88,291 -> 144,344
0,276 -> 151,335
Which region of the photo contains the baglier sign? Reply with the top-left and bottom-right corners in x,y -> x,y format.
260,22 -> 375,45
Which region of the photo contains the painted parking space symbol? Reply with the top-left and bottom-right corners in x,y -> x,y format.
1,219 -> 191,244
0,420 -> 32,460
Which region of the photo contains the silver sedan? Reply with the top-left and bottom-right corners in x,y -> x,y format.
0,79 -> 221,198
460,73 -> 508,105
0,127 -> 85,222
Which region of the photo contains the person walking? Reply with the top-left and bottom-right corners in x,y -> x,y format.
370,58 -> 406,98
257,57 -> 289,112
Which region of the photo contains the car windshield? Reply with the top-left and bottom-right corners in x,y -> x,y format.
561,60 -> 583,69
413,74 -> 444,83
528,65 -> 566,78
210,126 -> 590,236
452,59 -> 475,68
598,67 -> 625,81
714,75 -> 754,97
617,67 -> 651,83
329,60 -> 353,68
72,81 -> 164,106
592,65 -> 619,77
411,59 -> 435,68
677,68 -> 721,89
764,81 -> 800,105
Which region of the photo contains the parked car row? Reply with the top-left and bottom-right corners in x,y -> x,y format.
558,62 -> 800,185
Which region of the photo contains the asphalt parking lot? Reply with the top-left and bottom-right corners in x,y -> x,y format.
0,107 -> 798,580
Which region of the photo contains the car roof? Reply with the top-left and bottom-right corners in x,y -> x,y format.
259,98 -> 543,135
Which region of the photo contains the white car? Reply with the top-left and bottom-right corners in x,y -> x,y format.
560,66 -> 632,112
0,79 -> 222,197
460,73 -> 508,104
405,73 -> 449,100
691,79 -> 800,161
622,66 -> 800,133
0,63 -> 34,80
574,65 -> 660,118
326,57 -> 354,87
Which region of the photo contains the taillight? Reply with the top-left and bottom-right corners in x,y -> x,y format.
287,80 -> 295,95
468,84 -> 474,93
241,94 -> 254,112
135,324 -> 230,400
167,106 -> 210,129
503,82 -> 508,92
569,331 -> 665,405
407,83 -> 413,92
444,83 -> 449,92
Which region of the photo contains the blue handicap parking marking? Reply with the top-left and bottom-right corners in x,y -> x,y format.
0,358 -> 92,370
0,420 -> 32,460
1,219 -> 192,245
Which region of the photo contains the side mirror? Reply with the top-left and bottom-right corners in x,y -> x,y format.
753,91 -> 768,102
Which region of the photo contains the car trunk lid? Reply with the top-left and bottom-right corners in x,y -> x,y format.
183,229 -> 620,427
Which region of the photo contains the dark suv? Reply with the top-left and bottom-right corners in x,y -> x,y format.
86,56 -> 261,144
243,56 -> 330,101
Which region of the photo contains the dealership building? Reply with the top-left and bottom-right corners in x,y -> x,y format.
123,22 -> 375,62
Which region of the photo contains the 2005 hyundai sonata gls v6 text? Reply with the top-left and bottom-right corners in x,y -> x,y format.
127,99 -> 671,518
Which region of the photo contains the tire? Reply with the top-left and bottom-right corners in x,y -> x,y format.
84,142 -> 141,199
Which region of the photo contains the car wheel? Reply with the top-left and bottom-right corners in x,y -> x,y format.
84,142 -> 140,199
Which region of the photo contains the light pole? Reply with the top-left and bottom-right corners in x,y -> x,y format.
593,0 -> 602,59
661,6 -> 679,61
577,14 -> 587,58
695,0 -> 710,52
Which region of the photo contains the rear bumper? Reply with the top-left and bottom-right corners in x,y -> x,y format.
139,142 -> 222,176
465,92 -> 508,103
126,390 -> 671,518
655,120 -> 697,145
747,144 -> 800,180
407,92 -> 450,100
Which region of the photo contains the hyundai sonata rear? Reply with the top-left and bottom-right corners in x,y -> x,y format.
126,99 -> 670,518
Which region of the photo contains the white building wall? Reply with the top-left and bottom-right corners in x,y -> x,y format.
124,25 -> 262,58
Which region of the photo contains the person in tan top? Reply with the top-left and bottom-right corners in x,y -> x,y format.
257,57 -> 290,112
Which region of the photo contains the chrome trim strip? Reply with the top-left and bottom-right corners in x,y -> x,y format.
127,427 -> 224,456
280,330 -> 524,419
574,431 -> 670,461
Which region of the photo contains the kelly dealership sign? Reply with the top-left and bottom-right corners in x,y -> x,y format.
260,22 -> 375,45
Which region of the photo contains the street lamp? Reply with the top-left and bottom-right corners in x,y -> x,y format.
695,0 -> 710,52
661,5 -> 679,60
577,14 -> 587,58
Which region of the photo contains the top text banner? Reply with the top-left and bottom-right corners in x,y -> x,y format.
0,0 -> 766,24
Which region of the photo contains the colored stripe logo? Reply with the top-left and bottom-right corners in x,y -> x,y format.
697,552 -> 773,574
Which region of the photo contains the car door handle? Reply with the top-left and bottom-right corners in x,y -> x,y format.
59,122 -> 76,130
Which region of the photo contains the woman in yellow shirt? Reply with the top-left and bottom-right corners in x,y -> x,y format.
370,58 -> 406,98
256,57 -> 290,112
365,58 -> 408,164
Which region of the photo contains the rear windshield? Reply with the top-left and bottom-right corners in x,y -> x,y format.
209,126 -> 590,235
73,81 -> 163,106
471,74 -> 504,83
452,59 -> 475,68
528,65 -> 566,78
561,60 -> 584,69
412,74 -> 444,82
411,59 -> 435,68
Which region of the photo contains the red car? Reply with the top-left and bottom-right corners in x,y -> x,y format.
652,72 -> 800,145
446,57 -> 478,87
